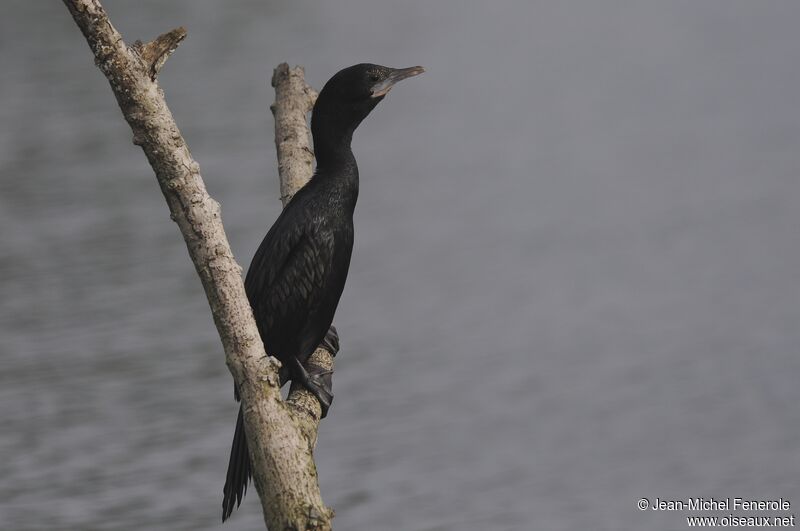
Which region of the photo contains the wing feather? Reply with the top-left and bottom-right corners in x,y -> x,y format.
244,207 -> 335,360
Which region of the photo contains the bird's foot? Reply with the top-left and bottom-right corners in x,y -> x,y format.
292,358 -> 334,418
320,325 -> 340,356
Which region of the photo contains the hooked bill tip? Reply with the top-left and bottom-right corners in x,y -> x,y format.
371,66 -> 425,98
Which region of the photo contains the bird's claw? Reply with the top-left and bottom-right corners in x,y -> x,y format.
293,358 -> 334,418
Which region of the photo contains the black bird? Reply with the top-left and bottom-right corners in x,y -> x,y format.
222,63 -> 424,521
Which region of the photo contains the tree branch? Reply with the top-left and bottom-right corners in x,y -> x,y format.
62,1 -> 332,528
271,64 -> 318,206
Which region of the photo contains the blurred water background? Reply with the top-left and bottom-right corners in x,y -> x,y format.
1,1 -> 799,529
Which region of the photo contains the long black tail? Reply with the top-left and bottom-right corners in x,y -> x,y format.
222,405 -> 252,522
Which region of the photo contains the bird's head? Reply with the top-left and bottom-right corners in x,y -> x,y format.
312,63 -> 425,136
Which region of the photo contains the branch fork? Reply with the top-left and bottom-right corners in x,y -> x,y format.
133,27 -> 187,80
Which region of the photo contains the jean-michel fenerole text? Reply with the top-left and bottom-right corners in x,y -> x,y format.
650,497 -> 791,512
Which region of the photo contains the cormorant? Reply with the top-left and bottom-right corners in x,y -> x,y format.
222,63 -> 424,521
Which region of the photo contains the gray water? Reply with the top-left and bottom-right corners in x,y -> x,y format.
2,1 -> 799,530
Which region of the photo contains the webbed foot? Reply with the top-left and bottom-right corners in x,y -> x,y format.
292,358 -> 334,418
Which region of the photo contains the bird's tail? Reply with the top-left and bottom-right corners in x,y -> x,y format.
222,405 -> 252,522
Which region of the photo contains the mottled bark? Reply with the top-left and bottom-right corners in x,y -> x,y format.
271,64 -> 319,206
62,1 -> 332,529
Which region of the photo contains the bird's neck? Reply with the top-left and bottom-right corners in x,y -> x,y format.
311,96 -> 370,172
313,135 -> 355,172
312,117 -> 357,171
309,123 -> 359,209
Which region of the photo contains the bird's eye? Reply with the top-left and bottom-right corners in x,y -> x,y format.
369,74 -> 380,82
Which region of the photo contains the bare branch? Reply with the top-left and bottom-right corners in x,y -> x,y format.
62,1 -> 332,528
133,27 -> 187,80
271,64 -> 318,206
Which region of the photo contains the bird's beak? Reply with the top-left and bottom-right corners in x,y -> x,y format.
371,66 -> 425,98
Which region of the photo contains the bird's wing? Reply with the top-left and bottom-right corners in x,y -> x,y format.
244,209 -> 335,353
244,213 -> 304,304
